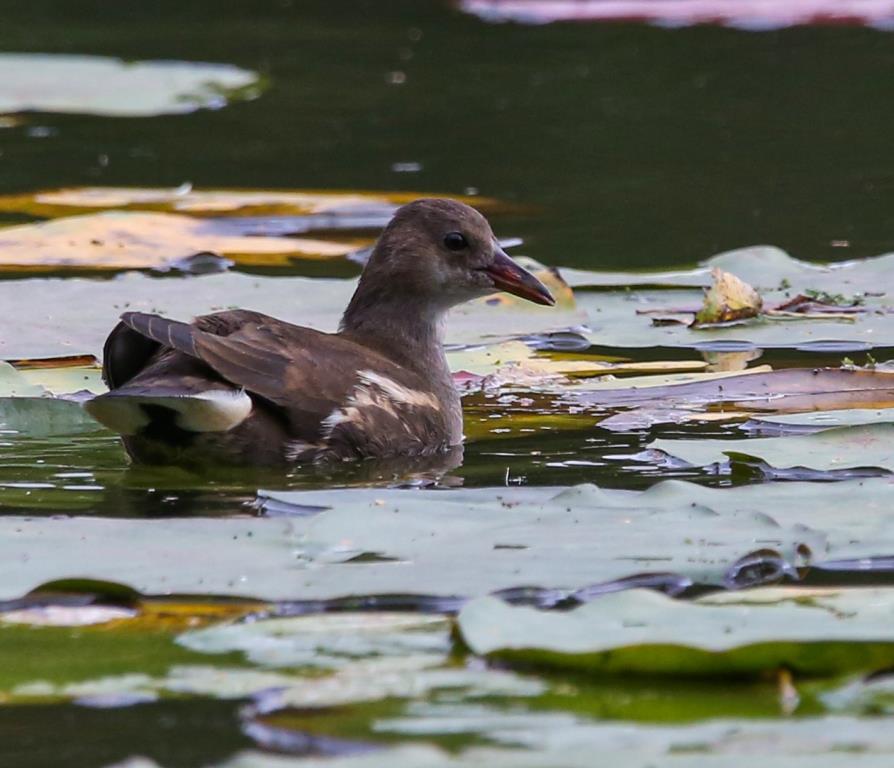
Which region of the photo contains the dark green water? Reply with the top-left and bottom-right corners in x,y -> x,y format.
2,4 -> 894,765
3,1 -> 894,269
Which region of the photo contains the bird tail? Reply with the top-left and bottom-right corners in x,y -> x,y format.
84,387 -> 253,436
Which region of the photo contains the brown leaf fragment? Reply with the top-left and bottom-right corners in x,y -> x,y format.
576,367 -> 894,416
772,293 -> 865,314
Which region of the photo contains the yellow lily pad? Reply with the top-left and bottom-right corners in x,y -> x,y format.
0,211 -> 359,270
449,341 -> 707,382
0,186 -> 498,219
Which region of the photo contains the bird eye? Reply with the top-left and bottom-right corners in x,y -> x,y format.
443,232 -> 468,252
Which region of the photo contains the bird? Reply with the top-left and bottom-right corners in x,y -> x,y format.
85,198 -> 555,466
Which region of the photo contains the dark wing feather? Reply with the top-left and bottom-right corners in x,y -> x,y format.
102,321 -> 161,389
116,310 -> 429,442
120,312 -> 200,358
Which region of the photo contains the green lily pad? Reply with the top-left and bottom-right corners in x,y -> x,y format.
488,478 -> 894,564
563,246 -> 894,294
2,611 -> 537,709
0,54 -> 262,117
0,484 -> 821,601
649,424 -> 894,473
0,272 -> 583,360
458,588 -> 894,677
0,398 -> 103,437
0,620 -> 215,700
750,409 -> 894,428
562,246 -> 894,348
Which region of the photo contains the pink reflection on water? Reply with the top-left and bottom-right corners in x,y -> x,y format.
460,0 -> 894,28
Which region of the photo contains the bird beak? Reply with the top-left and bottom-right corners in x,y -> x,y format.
482,247 -> 556,306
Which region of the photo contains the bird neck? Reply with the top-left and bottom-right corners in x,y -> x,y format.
339,291 -> 463,441
339,290 -> 453,386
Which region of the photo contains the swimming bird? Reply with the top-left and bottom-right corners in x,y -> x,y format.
85,198 -> 555,465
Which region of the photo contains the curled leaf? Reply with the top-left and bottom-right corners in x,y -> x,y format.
693,268 -> 763,326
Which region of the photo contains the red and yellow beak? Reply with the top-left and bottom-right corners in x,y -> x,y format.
481,247 -> 555,306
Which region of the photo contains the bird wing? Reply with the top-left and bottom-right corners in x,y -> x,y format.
114,310 -> 438,445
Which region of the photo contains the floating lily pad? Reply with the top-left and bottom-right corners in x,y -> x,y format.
650,424 -> 894,473
0,484 -> 821,601
449,340 -> 707,385
0,610 -> 536,711
1,356 -> 104,397
0,186 -> 495,219
0,398 -> 103,437
750,408 -> 894,428
0,54 -> 262,117
0,211 -> 360,271
564,247 -> 894,294
0,362 -> 43,398
572,367 -> 894,429
563,247 -> 894,348
458,588 -> 894,677
0,272 -> 584,360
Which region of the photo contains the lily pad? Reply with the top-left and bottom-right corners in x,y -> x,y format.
0,54 -> 261,117
0,272 -> 584,360
1,357 -> 104,397
449,340 -> 707,384
649,423 -> 894,473
572,367 -> 894,428
0,211 -> 360,270
0,362 -> 44,397
748,408 -> 894,429
520,477 -> 894,564
458,588 -> 894,677
564,247 -> 894,294
0,484 -> 821,601
0,398 -> 103,437
562,247 -> 894,348
0,187 -> 495,219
